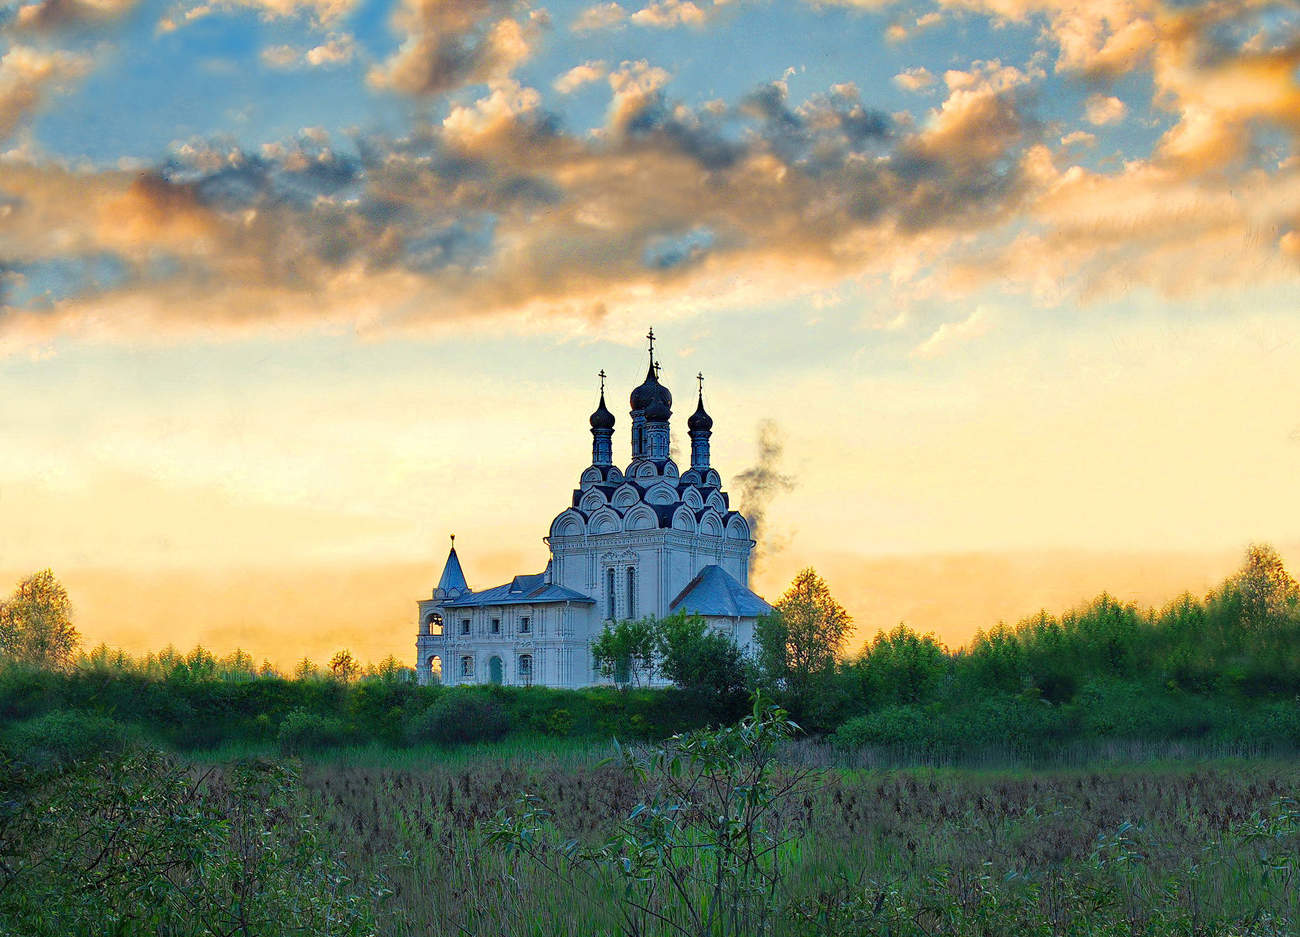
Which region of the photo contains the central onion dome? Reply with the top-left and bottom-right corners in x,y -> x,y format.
687,392 -> 713,432
645,395 -> 672,422
589,392 -> 615,430
629,362 -> 672,413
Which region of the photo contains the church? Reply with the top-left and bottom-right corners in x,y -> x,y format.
415,331 -> 770,687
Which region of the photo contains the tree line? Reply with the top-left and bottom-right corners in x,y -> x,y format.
2,544 -> 1299,755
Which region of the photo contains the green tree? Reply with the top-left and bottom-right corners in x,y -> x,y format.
759,568 -> 851,696
329,649 -> 359,682
653,611 -> 748,701
1234,543 -> 1299,632
592,618 -> 658,686
0,569 -> 79,669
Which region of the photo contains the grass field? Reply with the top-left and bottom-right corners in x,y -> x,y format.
283,740 -> 1300,937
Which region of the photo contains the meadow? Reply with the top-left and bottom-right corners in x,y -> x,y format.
296,739 -> 1300,937
3,547 -> 1299,935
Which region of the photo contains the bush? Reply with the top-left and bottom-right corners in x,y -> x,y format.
2,710 -> 129,769
276,709 -> 351,754
834,705 -> 932,749
404,690 -> 510,746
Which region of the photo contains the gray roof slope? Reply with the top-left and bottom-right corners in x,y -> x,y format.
668,564 -> 771,618
443,573 -> 594,608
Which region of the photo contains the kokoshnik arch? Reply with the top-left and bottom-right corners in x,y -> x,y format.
415,330 -> 770,687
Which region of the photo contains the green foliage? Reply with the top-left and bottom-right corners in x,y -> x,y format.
489,699 -> 814,937
761,568 -> 852,694
592,617 -> 658,685
1,710 -> 129,769
0,746 -> 380,937
277,708 -> 352,753
404,689 -> 510,746
0,569 -> 79,669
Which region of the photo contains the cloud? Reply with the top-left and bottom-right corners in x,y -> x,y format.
886,9 -> 941,42
553,59 -> 607,94
0,45 -> 89,142
1085,93 -> 1127,125
261,34 -> 356,69
165,0 -> 357,28
892,66 -> 934,91
368,0 -> 546,97
11,0 -> 138,30
910,305 -> 996,359
3,0 -> 1299,353
630,0 -> 706,28
572,1 -> 625,32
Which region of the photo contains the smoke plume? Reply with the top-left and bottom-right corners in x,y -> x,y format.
734,419 -> 795,566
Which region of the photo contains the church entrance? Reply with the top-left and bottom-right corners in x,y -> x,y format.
488,655 -> 503,685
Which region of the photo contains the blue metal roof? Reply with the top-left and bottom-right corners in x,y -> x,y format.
437,546 -> 468,594
669,565 -> 771,618
442,573 -> 595,608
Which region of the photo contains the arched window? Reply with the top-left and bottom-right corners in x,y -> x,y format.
427,655 -> 442,683
460,655 -> 474,679
518,654 -> 533,686
606,567 -> 616,619
425,613 -> 443,636
626,567 -> 637,619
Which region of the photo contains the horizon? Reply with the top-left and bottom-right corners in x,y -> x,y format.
2,0 -> 1298,667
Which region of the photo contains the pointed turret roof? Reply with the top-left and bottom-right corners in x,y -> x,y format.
434,537 -> 469,598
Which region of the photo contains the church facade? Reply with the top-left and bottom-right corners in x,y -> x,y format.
415,333 -> 770,688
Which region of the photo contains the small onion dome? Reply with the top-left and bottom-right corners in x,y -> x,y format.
645,396 -> 672,422
687,393 -> 713,432
630,362 -> 673,412
590,393 -> 615,430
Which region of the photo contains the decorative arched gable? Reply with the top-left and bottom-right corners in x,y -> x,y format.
661,459 -> 680,479
633,461 -> 659,480
611,483 -> 641,511
588,506 -> 622,535
549,509 -> 587,539
580,467 -> 602,488
579,489 -> 607,512
671,505 -> 697,532
703,468 -> 722,488
679,469 -> 701,486
706,491 -> 727,514
698,508 -> 724,537
623,505 -> 657,531
682,487 -> 704,510
725,514 -> 751,541
643,482 -> 677,505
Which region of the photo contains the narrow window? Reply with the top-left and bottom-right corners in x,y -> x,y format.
626,567 -> 636,619
427,656 -> 442,682
460,655 -> 474,678
519,616 -> 531,634
519,654 -> 533,686
491,617 -> 501,635
606,567 -> 616,619
460,618 -> 471,635
429,613 -> 443,636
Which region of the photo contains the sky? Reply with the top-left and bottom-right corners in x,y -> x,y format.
1,0 -> 1298,666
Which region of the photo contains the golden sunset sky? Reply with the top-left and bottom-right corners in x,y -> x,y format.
1,0 -> 1298,666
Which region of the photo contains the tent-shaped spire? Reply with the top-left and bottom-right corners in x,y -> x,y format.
434,535 -> 469,599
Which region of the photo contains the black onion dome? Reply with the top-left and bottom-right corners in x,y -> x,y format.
645,396 -> 672,422
688,393 -> 713,432
590,392 -> 615,430
629,362 -> 672,412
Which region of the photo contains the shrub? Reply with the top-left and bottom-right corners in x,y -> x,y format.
2,710 -> 128,769
834,705 -> 932,749
404,691 -> 510,745
276,709 -> 351,754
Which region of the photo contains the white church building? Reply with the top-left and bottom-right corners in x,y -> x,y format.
415,331 -> 771,688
